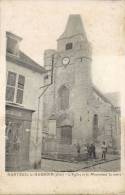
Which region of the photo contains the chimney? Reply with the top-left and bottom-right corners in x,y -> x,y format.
6,31 -> 22,56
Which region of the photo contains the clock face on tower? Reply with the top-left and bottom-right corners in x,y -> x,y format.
62,57 -> 70,65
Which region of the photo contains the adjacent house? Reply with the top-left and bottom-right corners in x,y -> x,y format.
6,32 -> 46,171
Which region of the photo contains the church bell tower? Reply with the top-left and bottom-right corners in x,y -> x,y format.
44,14 -> 93,150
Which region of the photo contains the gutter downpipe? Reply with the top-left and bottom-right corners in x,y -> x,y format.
36,54 -> 54,142
34,55 -> 55,168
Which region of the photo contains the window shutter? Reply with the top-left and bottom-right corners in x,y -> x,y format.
16,74 -> 25,104
6,71 -> 16,102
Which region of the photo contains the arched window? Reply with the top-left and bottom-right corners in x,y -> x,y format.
58,85 -> 69,110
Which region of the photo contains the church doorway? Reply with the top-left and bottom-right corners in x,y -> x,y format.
60,125 -> 72,145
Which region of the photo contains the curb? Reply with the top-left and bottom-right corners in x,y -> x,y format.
42,156 -> 76,163
41,157 -> 120,172
67,158 -> 120,172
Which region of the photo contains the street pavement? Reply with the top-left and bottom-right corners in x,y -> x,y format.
82,159 -> 120,172
38,154 -> 120,172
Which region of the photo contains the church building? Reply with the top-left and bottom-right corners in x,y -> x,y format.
42,15 -> 120,158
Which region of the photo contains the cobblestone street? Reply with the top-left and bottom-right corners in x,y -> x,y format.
82,159 -> 120,172
32,154 -> 120,172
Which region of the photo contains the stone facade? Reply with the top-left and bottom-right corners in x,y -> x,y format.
42,15 -> 121,158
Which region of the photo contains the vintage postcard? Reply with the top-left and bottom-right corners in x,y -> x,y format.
0,0 -> 125,194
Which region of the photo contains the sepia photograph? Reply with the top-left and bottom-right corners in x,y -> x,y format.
4,1 -> 122,172
0,0 -> 125,194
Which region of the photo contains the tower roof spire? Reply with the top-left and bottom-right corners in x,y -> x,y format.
58,14 -> 87,40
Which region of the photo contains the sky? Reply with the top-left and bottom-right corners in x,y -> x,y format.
2,0 -> 125,96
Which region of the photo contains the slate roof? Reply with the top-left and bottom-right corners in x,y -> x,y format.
93,86 -> 120,108
6,31 -> 46,74
58,14 -> 88,40
105,92 -> 120,108
6,51 -> 46,74
6,31 -> 22,41
93,86 -> 114,107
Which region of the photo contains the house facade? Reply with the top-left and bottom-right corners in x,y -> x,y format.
6,32 -> 45,171
42,15 -> 121,158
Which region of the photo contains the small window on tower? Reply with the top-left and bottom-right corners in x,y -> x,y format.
66,43 -> 73,50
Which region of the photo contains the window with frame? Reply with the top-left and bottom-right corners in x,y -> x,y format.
6,71 -> 25,104
66,42 -> 73,50
6,71 -> 16,102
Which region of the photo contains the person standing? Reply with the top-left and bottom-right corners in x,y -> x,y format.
91,143 -> 96,159
101,141 -> 107,160
84,144 -> 89,159
93,143 -> 96,159
89,144 -> 92,158
86,143 -> 90,158
75,143 -> 81,159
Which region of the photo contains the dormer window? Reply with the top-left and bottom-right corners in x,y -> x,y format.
7,38 -> 19,55
6,32 -> 22,56
66,42 -> 73,50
